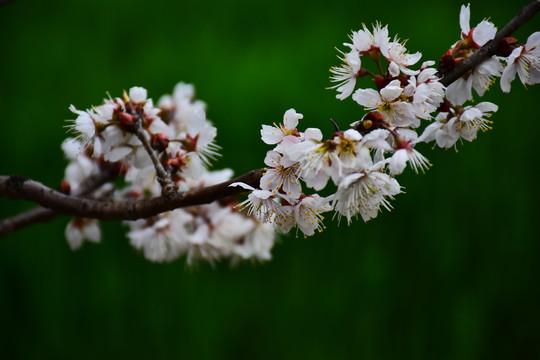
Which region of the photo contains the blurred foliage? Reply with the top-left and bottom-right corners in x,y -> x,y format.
1,0 -> 539,359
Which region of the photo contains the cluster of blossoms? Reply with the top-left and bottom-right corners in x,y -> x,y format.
59,4 -> 539,264
232,4 -> 539,237
63,84 -> 274,263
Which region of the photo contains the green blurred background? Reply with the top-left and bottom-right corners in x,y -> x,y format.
1,0 -> 539,358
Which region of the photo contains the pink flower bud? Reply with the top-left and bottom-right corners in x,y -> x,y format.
151,133 -> 169,153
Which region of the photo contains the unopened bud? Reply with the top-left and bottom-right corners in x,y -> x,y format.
352,111 -> 385,135
374,75 -> 390,90
496,37 -> 518,57
180,134 -> 198,152
364,111 -> 385,123
437,54 -> 455,76
118,112 -> 138,133
151,133 -> 169,153
60,180 -> 71,195
166,158 -> 182,173
356,67 -> 369,78
437,99 -> 452,113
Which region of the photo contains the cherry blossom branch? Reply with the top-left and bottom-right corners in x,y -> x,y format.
1,1 -> 539,237
0,164 -> 120,236
0,168 -> 263,223
440,0 -> 540,86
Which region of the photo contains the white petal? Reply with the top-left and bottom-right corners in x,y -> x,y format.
304,128 -> 323,141
389,149 -> 408,175
472,20 -> 497,46
352,88 -> 382,108
460,4 -> 471,36
283,108 -> 302,129
65,222 -> 83,250
260,125 -> 283,145
388,61 -> 400,77
129,87 -> 148,103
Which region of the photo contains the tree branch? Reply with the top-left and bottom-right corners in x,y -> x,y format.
440,0 -> 540,86
0,168 -> 264,224
0,165 -> 120,236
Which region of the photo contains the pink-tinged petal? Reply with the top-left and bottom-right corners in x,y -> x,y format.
286,140 -> 316,162
274,135 -> 301,154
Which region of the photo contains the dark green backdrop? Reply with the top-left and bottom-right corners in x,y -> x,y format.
1,0 -> 539,358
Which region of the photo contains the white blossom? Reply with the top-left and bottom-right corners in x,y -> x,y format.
333,169 -> 401,224
261,108 -> 303,145
65,218 -> 101,251
329,50 -> 362,100
419,102 -> 498,148
353,80 -> 419,127
501,32 -> 540,92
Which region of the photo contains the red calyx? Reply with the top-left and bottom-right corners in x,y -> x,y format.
118,112 -> 138,133
59,180 -> 71,195
374,75 -> 390,90
496,37 -> 518,57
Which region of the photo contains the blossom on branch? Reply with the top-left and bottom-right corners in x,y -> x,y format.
500,32 -> 540,92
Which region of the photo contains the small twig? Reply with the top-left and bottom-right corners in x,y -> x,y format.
440,0 -> 540,86
133,110 -> 178,198
0,169 -> 264,223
